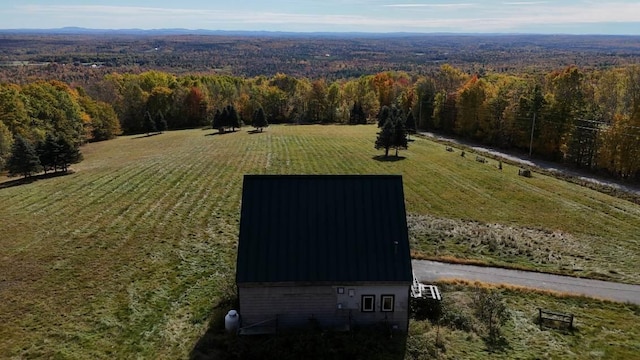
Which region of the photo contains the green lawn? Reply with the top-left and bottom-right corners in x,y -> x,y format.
1,125 -> 639,358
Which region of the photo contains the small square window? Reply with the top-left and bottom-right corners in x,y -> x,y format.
381,295 -> 395,312
361,295 -> 375,312
337,287 -> 344,294
348,289 -> 355,297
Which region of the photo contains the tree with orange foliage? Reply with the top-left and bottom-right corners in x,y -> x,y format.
456,75 -> 488,140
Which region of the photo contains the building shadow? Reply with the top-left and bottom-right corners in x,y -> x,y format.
191,314 -> 407,360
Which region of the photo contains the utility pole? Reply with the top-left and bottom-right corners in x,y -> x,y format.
529,111 -> 536,157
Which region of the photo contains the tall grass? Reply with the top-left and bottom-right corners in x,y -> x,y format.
418,283 -> 640,359
1,125 -> 638,358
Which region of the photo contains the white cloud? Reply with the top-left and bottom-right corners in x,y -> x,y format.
383,3 -> 475,8
10,2 -> 640,32
502,1 -> 549,5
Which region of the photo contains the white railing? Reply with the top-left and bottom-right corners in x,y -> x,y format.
411,272 -> 442,300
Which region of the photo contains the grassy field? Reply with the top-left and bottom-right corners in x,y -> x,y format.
407,283 -> 640,360
1,125 -> 639,358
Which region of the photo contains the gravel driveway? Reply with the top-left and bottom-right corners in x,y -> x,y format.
412,260 -> 640,305
413,133 -> 640,304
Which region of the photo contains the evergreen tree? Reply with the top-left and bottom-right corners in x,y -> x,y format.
377,105 -> 390,127
56,136 -> 82,172
227,105 -> 241,131
357,103 -> 366,124
37,133 -> 61,174
392,113 -> 408,156
212,109 -> 223,133
349,102 -> 366,125
375,118 -> 394,157
7,135 -> 41,178
143,111 -> 157,135
252,107 -> 268,132
349,103 -> 357,125
220,107 -> 230,133
375,108 -> 409,158
156,110 -> 167,133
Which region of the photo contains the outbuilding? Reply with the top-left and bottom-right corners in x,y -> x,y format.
235,175 -> 413,333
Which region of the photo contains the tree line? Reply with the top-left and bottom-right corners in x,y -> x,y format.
6,133 -> 82,178
2,64 -> 640,181
1,80 -> 119,176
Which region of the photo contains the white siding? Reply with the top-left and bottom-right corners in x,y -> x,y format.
239,284 -> 410,331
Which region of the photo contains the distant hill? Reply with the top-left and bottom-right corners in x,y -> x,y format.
0,27 -> 550,38
0,27 -> 392,37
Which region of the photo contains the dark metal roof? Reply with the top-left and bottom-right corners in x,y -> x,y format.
236,175 -> 413,284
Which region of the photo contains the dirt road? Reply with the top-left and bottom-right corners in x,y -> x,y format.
412,260 -> 640,305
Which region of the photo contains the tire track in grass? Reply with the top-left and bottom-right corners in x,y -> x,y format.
316,132 -> 348,174
5,163 -> 161,255
512,176 -> 633,239
1,173 -> 93,214
117,158 -> 222,262
157,137 -> 255,348
15,161 -> 158,240
569,191 -> 640,235
64,160 -> 189,241
162,134 -> 244,255
320,135 -> 354,174
13,160 -> 143,216
268,133 -> 294,174
328,144 -> 352,173
305,134 -> 326,174
41,160 -> 171,281
146,142 -> 218,229
155,138 -> 223,229
158,173 -> 226,245
154,134 -> 256,349
0,159 -> 178,358
94,150 -> 228,351
79,164 -> 162,232
410,149 -> 523,219
172,135 -> 242,229
332,134 -> 373,174
412,161 -> 496,217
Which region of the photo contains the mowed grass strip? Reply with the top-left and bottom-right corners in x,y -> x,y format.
1,125 -> 639,358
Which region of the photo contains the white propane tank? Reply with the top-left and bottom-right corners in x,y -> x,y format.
225,310 -> 240,332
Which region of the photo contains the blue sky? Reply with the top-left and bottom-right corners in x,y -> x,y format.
2,1 -> 640,34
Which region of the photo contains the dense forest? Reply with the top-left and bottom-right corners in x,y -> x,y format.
1,34 -> 639,181
2,33 -> 640,81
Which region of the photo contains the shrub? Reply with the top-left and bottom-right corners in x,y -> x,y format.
472,288 -> 509,343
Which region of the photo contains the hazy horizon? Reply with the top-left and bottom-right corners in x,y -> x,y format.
2,1 -> 640,35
